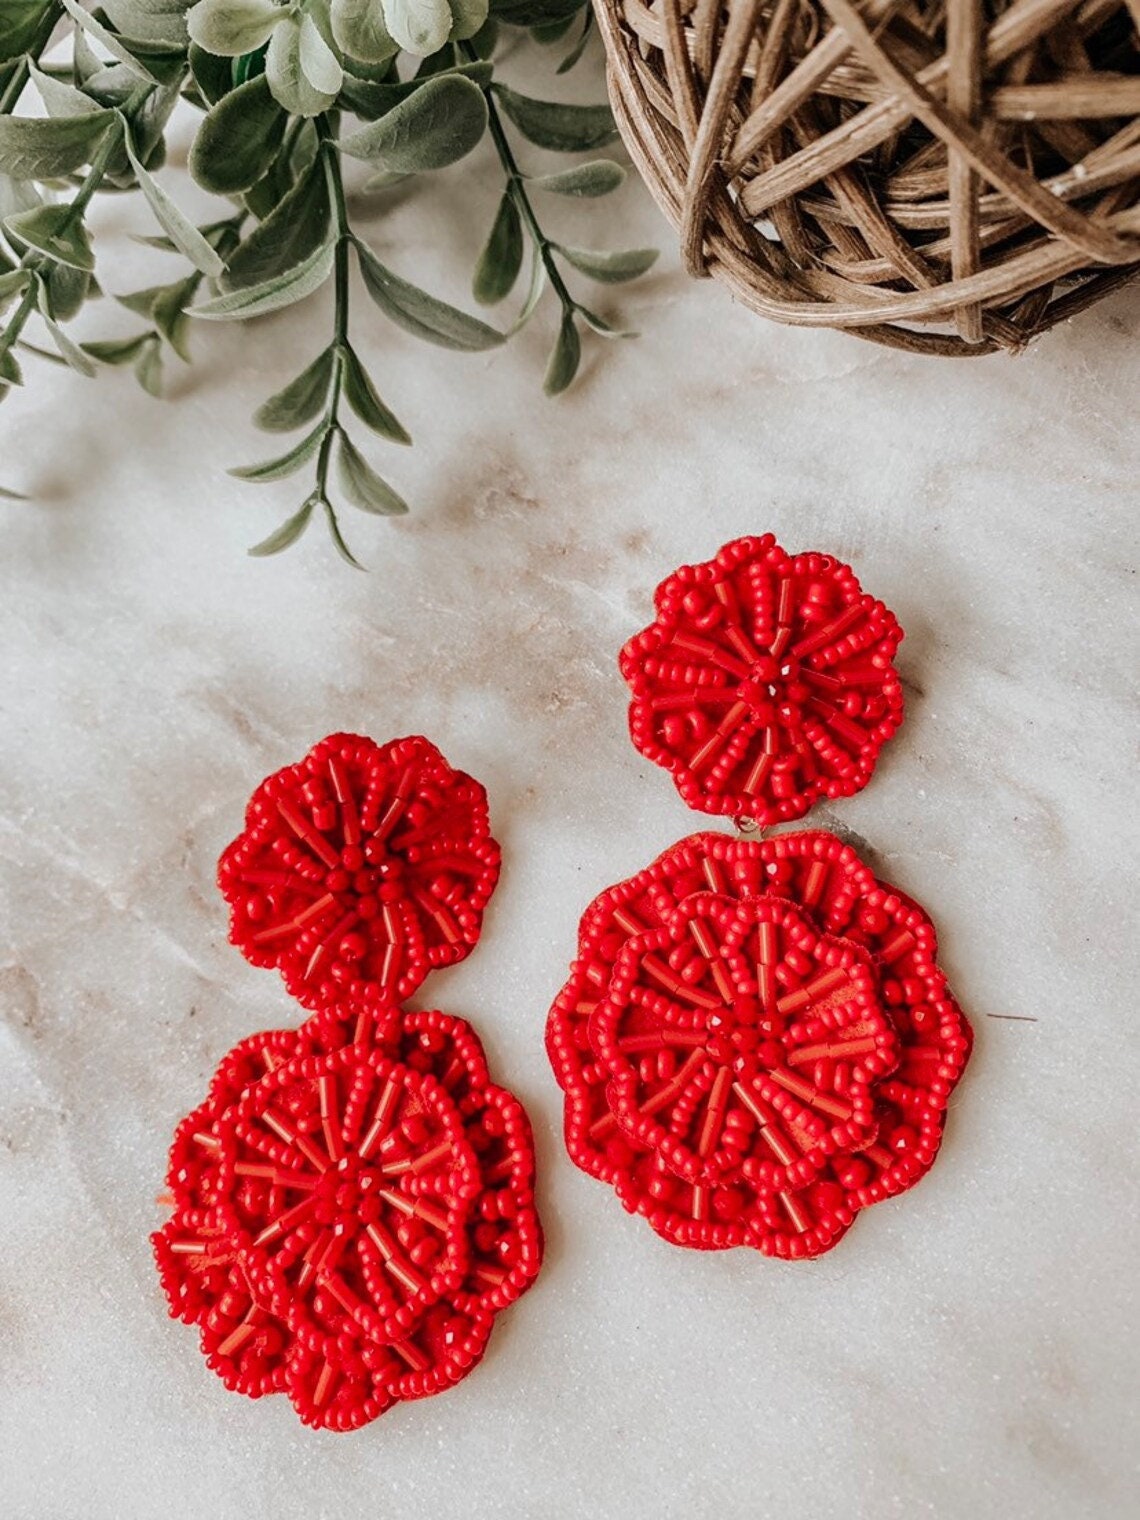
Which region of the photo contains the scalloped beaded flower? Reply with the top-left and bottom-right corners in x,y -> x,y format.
546,831 -> 971,1259
153,1004 -> 542,1431
619,536 -> 905,825
218,734 -> 501,1009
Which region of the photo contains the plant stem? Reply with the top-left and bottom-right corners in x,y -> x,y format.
463,43 -> 576,316
316,115 -> 352,504
0,78 -> 156,368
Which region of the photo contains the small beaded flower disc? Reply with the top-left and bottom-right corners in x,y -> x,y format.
218,733 -> 501,1009
620,535 -> 905,825
547,831 -> 971,1258
155,736 -> 540,1431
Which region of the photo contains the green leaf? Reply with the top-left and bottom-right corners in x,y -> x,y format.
225,162 -> 329,291
265,16 -> 339,117
58,0 -> 164,83
577,305 -> 634,338
300,13 -> 343,94
30,62 -> 101,118
382,0 -> 451,56
189,74 -> 285,194
355,240 -> 504,352
186,0 -> 283,56
121,121 -> 224,277
473,191 -> 522,306
493,84 -> 617,153
253,345 -> 334,432
249,498 -> 315,556
0,268 -> 30,314
335,431 -> 408,515
0,2 -> 53,64
556,9 -> 592,72
322,501 -> 364,567
4,205 -> 95,271
231,421 -> 325,481
36,284 -> 98,376
330,0 -> 397,62
83,333 -> 152,364
340,345 -> 410,442
511,245 -> 546,332
44,262 -> 90,321
556,243 -> 658,282
529,160 -> 624,197
340,74 -> 487,172
134,335 -> 163,395
150,274 -> 199,359
544,309 -> 580,395
0,112 -> 115,180
190,238 -> 334,319
104,0 -> 190,48
0,347 -> 24,386
450,0 -> 489,40
0,484 -> 29,499
187,41 -> 232,106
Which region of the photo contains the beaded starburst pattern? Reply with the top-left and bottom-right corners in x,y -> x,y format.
547,831 -> 971,1259
620,536 -> 905,826
154,738 -> 540,1432
218,734 -> 501,1009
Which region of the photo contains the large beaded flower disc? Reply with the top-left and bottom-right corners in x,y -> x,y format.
154,1003 -> 542,1431
620,536 -> 905,825
546,831 -> 971,1259
218,734 -> 501,1009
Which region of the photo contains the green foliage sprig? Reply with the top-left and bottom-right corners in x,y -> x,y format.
0,0 -> 657,560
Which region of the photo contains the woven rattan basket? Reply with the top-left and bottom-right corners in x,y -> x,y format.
595,0 -> 1140,354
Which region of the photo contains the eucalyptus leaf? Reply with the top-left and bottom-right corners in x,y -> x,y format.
231,421 -> 325,480
529,160 -> 624,197
186,0 -> 284,57
335,430 -> 408,515
556,243 -> 658,282
266,16 -> 339,117
493,84 -> 617,153
543,309 -> 580,395
340,74 -> 487,172
0,112 -> 115,181
331,0 -> 398,63
253,345 -> 334,432
190,239 -> 334,319
355,240 -> 504,351
249,498 -> 315,555
4,204 -> 95,271
225,163 -> 329,291
382,0 -> 452,57
473,191 -> 522,306
340,345 -> 410,442
121,123 -> 224,277
189,74 -> 285,194
134,334 -> 163,395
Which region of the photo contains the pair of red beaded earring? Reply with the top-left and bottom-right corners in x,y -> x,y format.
153,735 -> 542,1432
546,535 -> 972,1259
153,534 -> 971,1431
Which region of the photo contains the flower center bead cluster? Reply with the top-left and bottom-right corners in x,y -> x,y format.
155,735 -> 541,1431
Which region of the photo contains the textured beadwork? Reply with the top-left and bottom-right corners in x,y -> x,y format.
154,1002 -> 542,1431
546,830 -> 971,1259
218,733 -> 501,1008
620,536 -> 904,825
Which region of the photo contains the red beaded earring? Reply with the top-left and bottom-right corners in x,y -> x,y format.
547,536 -> 972,1260
153,734 -> 542,1431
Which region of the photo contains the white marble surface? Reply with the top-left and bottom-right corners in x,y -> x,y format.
2,47 -> 1139,1520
